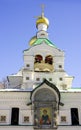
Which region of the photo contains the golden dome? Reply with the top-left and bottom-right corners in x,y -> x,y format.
29,36 -> 37,46
36,16 -> 49,28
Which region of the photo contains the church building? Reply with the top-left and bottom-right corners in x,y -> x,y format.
0,7 -> 81,130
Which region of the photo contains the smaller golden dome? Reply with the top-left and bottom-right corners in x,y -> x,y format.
36,16 -> 49,28
29,36 -> 37,46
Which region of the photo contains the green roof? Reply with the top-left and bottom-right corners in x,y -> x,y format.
32,38 -> 57,48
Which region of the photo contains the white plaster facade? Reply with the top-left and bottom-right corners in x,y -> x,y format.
0,90 -> 81,130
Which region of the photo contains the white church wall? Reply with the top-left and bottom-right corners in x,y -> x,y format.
79,109 -> 81,125
23,55 -> 34,70
0,109 -> 10,125
0,91 -> 32,125
60,92 -> 81,125
59,109 -> 71,125
19,109 -> 33,125
53,56 -> 64,71
0,85 -> 81,129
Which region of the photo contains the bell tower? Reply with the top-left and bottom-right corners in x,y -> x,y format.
22,5 -> 74,91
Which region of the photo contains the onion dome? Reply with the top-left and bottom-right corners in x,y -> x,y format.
29,36 -> 37,46
36,15 -> 49,28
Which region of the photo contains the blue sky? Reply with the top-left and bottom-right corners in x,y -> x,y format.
0,0 -> 81,88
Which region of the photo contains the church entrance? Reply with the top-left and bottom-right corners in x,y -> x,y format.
31,79 -> 61,128
11,108 -> 19,125
33,87 -> 59,128
71,108 -> 79,125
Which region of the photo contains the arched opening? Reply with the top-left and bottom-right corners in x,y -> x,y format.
45,55 -> 53,65
34,55 -> 54,72
34,88 -> 56,102
33,88 -> 59,128
34,55 -> 43,63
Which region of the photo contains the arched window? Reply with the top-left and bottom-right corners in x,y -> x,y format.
45,55 -> 53,65
35,55 -> 43,63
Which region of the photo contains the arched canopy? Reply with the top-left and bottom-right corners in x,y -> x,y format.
31,79 -> 61,103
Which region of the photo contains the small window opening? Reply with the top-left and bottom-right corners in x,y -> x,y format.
24,116 -> 29,123
36,78 -> 40,81
59,65 -> 62,68
0,116 -> 6,122
61,116 -> 66,122
26,64 -> 30,67
59,77 -> 63,81
41,33 -> 45,36
26,77 -> 29,80
49,78 -> 52,81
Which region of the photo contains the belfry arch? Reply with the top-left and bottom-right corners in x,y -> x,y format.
34,54 -> 43,63
45,55 -> 53,65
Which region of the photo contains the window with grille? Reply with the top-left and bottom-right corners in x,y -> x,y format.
61,116 -> 66,122
0,116 -> 6,122
24,116 -> 29,123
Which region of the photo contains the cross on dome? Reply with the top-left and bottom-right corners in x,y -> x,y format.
36,4 -> 49,28
41,4 -> 45,17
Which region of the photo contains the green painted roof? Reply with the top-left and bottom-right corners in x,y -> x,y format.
32,38 -> 57,48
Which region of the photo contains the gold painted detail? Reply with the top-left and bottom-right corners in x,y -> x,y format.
29,36 -> 37,46
36,16 -> 49,28
34,61 -> 53,72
